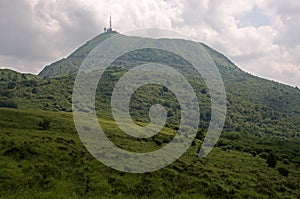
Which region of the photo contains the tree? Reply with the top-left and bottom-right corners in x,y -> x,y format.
266,153 -> 277,168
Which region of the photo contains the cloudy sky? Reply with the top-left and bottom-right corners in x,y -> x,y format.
0,0 -> 299,87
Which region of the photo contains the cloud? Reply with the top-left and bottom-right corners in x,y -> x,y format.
0,0 -> 299,87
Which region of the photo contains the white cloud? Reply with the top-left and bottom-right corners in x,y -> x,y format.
0,0 -> 299,87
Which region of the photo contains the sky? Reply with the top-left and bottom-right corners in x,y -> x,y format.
0,0 -> 299,87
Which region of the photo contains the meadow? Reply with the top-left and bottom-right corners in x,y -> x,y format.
0,108 -> 299,198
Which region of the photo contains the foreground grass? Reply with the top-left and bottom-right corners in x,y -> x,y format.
0,108 -> 299,198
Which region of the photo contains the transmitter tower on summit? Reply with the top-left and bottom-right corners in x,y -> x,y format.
104,14 -> 117,33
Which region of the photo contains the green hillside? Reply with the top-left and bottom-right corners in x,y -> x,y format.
0,108 -> 299,198
0,32 -> 299,198
1,36 -> 300,138
0,69 -> 74,111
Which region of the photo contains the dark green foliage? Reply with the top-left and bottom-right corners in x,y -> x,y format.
32,87 -> 37,94
7,82 -> 16,89
200,88 -> 207,94
38,118 -> 51,130
277,167 -> 289,177
3,144 -> 39,161
266,153 -> 277,168
0,100 -> 18,108
196,129 -> 204,140
0,69 -> 74,111
260,152 -> 268,159
282,159 -> 290,165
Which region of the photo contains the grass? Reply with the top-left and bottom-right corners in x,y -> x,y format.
0,108 -> 299,198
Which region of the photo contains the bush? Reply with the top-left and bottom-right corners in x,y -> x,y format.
7,82 -> 16,89
266,153 -> 277,168
200,88 -> 207,94
32,87 -> 37,94
153,138 -> 162,146
196,129 -> 204,140
277,167 -> 289,177
282,159 -> 290,165
250,151 -> 257,157
38,119 -> 51,130
259,152 -> 268,159
0,100 -> 18,108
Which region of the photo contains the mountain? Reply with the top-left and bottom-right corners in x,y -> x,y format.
0,32 -> 299,198
39,32 -> 238,79
3,32 -> 300,137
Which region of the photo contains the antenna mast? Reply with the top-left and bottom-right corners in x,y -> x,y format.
105,13 -> 116,33
110,13 -> 112,30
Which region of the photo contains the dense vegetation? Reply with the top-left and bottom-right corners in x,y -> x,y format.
0,32 -> 299,198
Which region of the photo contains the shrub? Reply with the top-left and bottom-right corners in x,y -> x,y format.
250,151 -> 257,157
259,152 -> 268,159
38,119 -> 51,130
32,87 -> 37,94
200,88 -> 207,94
279,154 -> 290,161
153,138 -> 162,146
266,153 -> 277,168
196,129 -> 204,140
0,100 -> 18,108
7,82 -> 16,89
277,167 -> 289,177
282,159 -> 290,165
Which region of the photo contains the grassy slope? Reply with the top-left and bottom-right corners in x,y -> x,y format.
1,61 -> 300,138
0,108 -> 299,198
